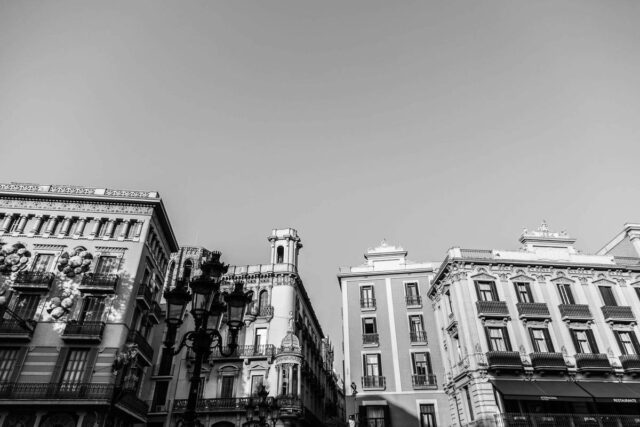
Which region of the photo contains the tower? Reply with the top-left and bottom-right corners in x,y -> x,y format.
268,228 -> 303,267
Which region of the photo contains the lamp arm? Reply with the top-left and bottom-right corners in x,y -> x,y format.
174,330 -> 194,355
216,328 -> 240,357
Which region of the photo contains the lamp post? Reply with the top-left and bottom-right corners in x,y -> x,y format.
165,253 -> 254,427
350,382 -> 358,427
245,384 -> 279,427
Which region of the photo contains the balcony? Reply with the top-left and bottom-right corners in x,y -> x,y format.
411,374 -> 437,389
362,333 -> 379,345
0,382 -> 114,400
601,305 -> 635,323
516,302 -> 551,320
575,353 -> 612,373
209,344 -> 276,360
476,301 -> 510,318
173,397 -> 251,413
619,354 -> 640,374
62,321 -> 105,342
486,351 -> 524,372
276,395 -> 303,411
12,272 -> 54,291
0,319 -> 35,340
148,301 -> 162,325
127,330 -> 154,365
405,295 -> 422,306
362,376 -> 386,390
136,283 -> 153,309
530,352 -> 567,372
79,274 -> 119,293
360,298 -> 376,310
410,331 -> 428,344
258,305 -> 274,318
558,304 -> 592,321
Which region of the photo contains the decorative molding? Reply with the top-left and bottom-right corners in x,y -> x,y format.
33,244 -> 67,251
95,246 -> 128,254
0,198 -> 154,215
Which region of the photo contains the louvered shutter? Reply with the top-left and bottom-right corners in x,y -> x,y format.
51,348 -> 70,384
528,328 -> 539,352
614,331 -> 626,355
502,327 -> 513,352
570,330 -> 581,354
630,332 -> 640,355
543,328 -> 555,353
586,329 -> 599,354
81,348 -> 99,383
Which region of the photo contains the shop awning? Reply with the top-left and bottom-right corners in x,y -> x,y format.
578,381 -> 640,403
491,380 -> 592,402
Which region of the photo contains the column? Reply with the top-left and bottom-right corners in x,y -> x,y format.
90,218 -> 101,237
120,220 -> 131,239
75,217 -> 87,237
44,216 -> 58,235
1,214 -> 13,232
133,220 -> 143,239
30,215 -> 44,234
16,215 -> 29,234
60,217 -> 72,236
105,219 -> 116,238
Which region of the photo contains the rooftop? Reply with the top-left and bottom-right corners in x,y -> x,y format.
0,182 -> 160,200
338,240 -> 437,276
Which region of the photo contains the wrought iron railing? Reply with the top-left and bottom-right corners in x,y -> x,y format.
530,352 -> 567,370
516,302 -> 550,319
210,344 -> 276,359
558,304 -> 592,320
405,295 -> 422,306
13,271 -> 55,289
409,331 -> 428,343
411,374 -> 437,388
127,330 -> 154,362
362,376 -> 386,389
62,321 -> 105,339
80,274 -> 119,291
362,333 -> 379,345
277,394 -> 302,409
476,300 -> 509,317
0,382 -> 114,399
601,305 -> 635,322
360,298 -> 376,309
620,354 -> 640,372
0,319 -> 35,336
173,397 -> 250,412
258,305 -> 274,317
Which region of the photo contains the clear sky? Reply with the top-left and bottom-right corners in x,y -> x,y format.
2,1 -> 640,372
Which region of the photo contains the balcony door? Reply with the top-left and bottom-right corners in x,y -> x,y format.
32,254 -> 54,272
360,285 -> 375,308
95,256 -> 117,275
475,281 -> 498,302
78,296 -> 105,323
220,375 -> 235,398
420,404 -> 437,427
254,328 -> 267,353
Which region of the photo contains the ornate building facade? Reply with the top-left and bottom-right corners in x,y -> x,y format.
428,222 -> 640,426
0,183 -> 178,426
150,228 -> 345,427
337,242 -> 452,427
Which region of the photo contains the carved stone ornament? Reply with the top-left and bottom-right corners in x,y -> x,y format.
0,242 -> 31,274
0,197 -> 154,215
57,247 -> 94,278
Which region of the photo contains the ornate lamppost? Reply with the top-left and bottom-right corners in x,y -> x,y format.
164,254 -> 254,427
245,384 -> 279,427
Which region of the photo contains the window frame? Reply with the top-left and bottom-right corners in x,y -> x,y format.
475,281 -> 498,302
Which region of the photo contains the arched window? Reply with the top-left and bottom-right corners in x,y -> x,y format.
276,246 -> 284,264
258,290 -> 269,314
183,259 -> 193,281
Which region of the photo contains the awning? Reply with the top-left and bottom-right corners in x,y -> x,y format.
578,381 -> 640,403
491,380 -> 592,402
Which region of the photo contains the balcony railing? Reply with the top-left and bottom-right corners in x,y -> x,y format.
148,301 -> 162,324
405,295 -> 422,306
12,271 -> 55,291
411,374 -> 437,389
601,305 -> 636,323
362,376 -> 386,389
360,298 -> 376,309
495,413 -> 640,427
575,353 -> 612,373
147,400 -> 171,413
558,304 -> 592,321
486,351 -> 523,371
62,321 -> 105,342
127,330 -> 154,364
0,382 -> 114,400
476,301 -> 510,318
0,319 -> 35,339
209,344 -> 276,359
516,302 -> 551,319
362,333 -> 379,345
173,397 -> 251,412
620,354 -> 640,373
276,395 -> 303,410
530,352 -> 567,372
80,274 -> 119,292
410,331 -> 428,343
258,305 -> 274,318
136,284 -> 153,308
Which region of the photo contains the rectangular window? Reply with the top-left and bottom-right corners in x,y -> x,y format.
95,256 -> 118,275
420,404 -> 437,427
363,353 -> 382,377
405,282 -> 421,305
362,406 -> 388,427
465,386 -> 475,421
10,294 -> 40,320
409,315 -> 426,342
32,254 -> 54,272
529,328 -> 554,353
360,285 -> 375,309
475,281 -> 498,302
599,286 -> 617,306
78,296 -> 105,323
362,317 -> 377,336
615,331 -> 640,355
220,375 -> 234,398
514,282 -> 533,303
251,375 -> 264,395
412,352 -> 433,376
60,349 -> 90,384
571,329 -> 598,354
486,327 -> 511,352
557,283 -> 575,305
0,348 -> 20,382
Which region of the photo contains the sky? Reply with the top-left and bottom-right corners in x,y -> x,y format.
2,0 -> 640,371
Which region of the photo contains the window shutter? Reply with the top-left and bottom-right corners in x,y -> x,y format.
376,354 -> 382,376
490,282 -> 499,301
383,406 -> 391,426
484,327 -> 492,351
411,353 -> 416,373
630,332 -> 640,355
525,283 -> 533,302
528,328 -> 539,352
80,348 -> 99,383
51,348 -> 70,384
9,347 -> 28,383
586,329 -> 599,354
614,331 -> 626,355
426,352 -> 433,375
474,282 -> 482,301
543,328 -> 555,353
513,282 -> 522,303
570,330 -> 581,354
502,327 -> 513,352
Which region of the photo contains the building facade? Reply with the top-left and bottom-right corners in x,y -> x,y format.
428,222 -> 640,426
0,182 -> 178,427
151,228 -> 345,427
337,241 -> 452,427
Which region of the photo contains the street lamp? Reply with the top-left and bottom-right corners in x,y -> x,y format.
168,253 -> 254,427
245,384 -> 279,427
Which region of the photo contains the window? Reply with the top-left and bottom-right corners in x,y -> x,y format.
362,318 -> 378,344
220,375 -> 235,398
8,294 -> 40,320
571,329 -> 598,354
420,404 -> 437,427
475,281 -> 498,302
182,260 -> 193,280
360,285 -> 375,309
78,296 -> 105,323
529,328 -> 554,353
32,254 -> 54,272
514,282 -> 533,303
359,405 -> 389,427
486,327 -> 512,352
251,375 -> 264,395
599,286 -> 617,306
405,282 -> 421,305
615,331 -> 640,355
280,365 -> 289,395
0,348 -> 21,382
465,386 -> 475,421
363,354 -> 382,387
95,256 -> 118,275
60,349 -> 90,384
258,290 -> 269,314
409,315 -> 427,342
412,352 -> 433,376
254,328 -> 267,350
557,283 -> 575,305
276,246 -> 284,264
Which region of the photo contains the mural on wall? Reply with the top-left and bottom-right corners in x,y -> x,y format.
0,242 -> 32,274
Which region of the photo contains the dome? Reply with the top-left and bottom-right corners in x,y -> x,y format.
280,331 -> 301,352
